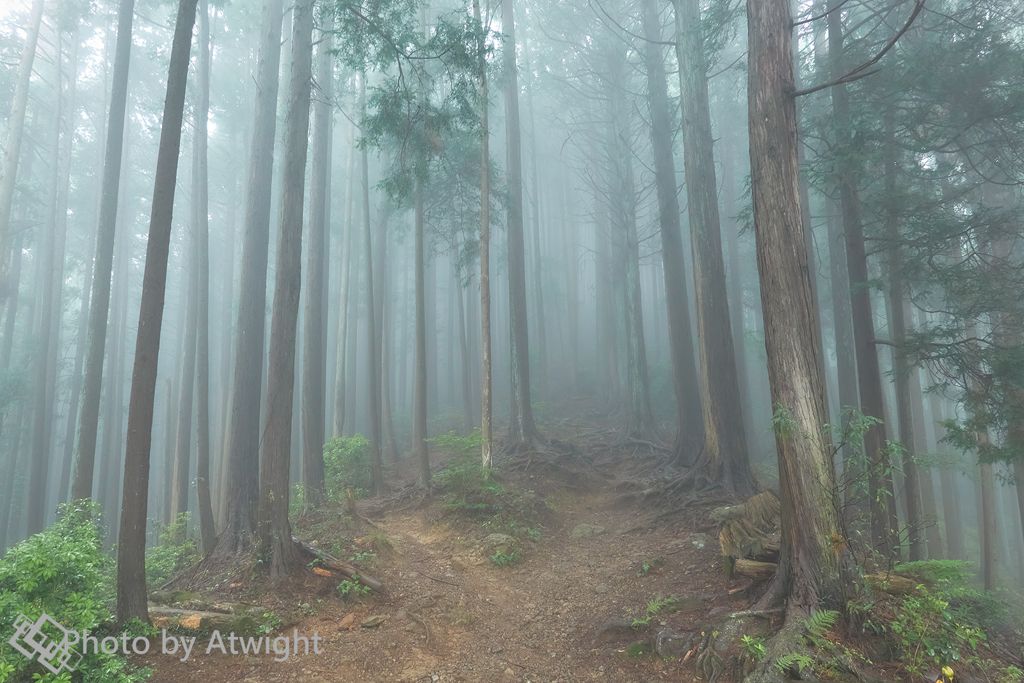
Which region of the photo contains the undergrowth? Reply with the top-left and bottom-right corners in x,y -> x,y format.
0,502 -> 151,683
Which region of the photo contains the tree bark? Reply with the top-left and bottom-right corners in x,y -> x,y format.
256,0 -> 313,582
71,0 -> 135,503
214,0 -> 285,557
502,0 -> 540,447
116,0 -> 199,625
474,0 -> 492,467
676,0 -> 753,495
745,0 -> 859,627
194,0 -> 215,554
640,0 -> 703,465
302,20 -> 333,510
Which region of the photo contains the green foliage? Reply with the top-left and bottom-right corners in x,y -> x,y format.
323,435 -> 371,500
145,513 -> 198,590
337,577 -> 371,599
0,502 -> 150,683
429,429 -> 483,459
894,560 -> 973,584
775,652 -> 814,675
435,447 -> 503,515
804,609 -> 839,649
994,665 -> 1023,683
740,635 -> 766,661
258,611 -> 281,635
489,547 -> 521,567
892,585 -> 987,675
631,597 -> 683,628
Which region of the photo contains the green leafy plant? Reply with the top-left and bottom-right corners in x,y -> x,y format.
741,635 -> 766,661
323,435 -> 371,501
145,512 -> 198,590
337,577 -> 371,598
258,611 -> 282,635
775,652 -> 814,675
0,502 -> 151,683
891,585 -> 986,675
631,597 -> 683,628
489,548 -> 521,566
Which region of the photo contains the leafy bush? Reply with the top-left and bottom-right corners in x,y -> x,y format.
145,513 -> 198,590
0,502 -> 151,683
892,585 -> 986,675
435,450 -> 504,515
429,428 -> 482,459
323,435 -> 371,500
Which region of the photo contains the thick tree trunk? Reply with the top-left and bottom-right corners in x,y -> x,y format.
215,0 -> 285,558
745,0 -> 858,625
256,0 -> 313,582
302,21 -> 333,510
116,0 -> 199,625
502,0 -> 540,447
640,0 -> 702,465
71,0 -> 135,503
0,0 -> 45,282
676,0 -> 753,495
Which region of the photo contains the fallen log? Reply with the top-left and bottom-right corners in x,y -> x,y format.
733,559 -> 777,581
148,606 -> 257,633
293,537 -> 383,591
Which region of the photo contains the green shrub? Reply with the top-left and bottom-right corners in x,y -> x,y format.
0,502 -> 151,683
435,450 -> 504,515
323,435 -> 371,500
145,513 -> 198,590
429,429 -> 483,459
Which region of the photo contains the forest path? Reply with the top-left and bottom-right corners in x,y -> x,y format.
135,452 -> 737,682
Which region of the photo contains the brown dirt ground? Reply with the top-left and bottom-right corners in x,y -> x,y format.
131,437 -> 756,683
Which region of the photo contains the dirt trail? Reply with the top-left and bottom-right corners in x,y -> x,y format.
135,469 -> 738,683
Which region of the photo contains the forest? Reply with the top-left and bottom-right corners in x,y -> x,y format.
0,0 -> 1023,680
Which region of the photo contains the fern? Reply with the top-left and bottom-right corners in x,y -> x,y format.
805,609 -> 839,648
775,653 -> 814,674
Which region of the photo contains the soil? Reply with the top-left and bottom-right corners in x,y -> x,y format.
131,424 -> 749,683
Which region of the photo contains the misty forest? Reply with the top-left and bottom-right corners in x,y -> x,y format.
1,0 -> 1023,680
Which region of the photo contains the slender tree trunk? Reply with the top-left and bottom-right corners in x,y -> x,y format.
332,122 -> 356,437
116,0 -> 199,625
414,175 -> 429,485
675,0 -> 753,493
71,0 -> 135,503
172,182 -> 199,521
474,0 -> 492,466
521,32 -> 546,396
502,0 -> 540,446
744,0 -> 859,633
302,20 -> 333,510
0,0 -> 45,281
828,2 -> 896,557
28,34 -> 66,535
215,0 -> 285,557
458,265 -> 473,432
256,0 -> 313,581
376,209 -> 399,464
640,0 -> 702,465
194,0 -> 215,553
357,75 -> 384,495
0,238 -> 23,550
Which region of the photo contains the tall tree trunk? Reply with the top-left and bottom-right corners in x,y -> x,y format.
194,0 -> 215,554
474,0 -> 492,466
502,0 -> 540,446
828,2 -> 897,558
676,0 -> 753,494
302,20 -> 333,510
215,0 -> 285,557
0,0 -> 45,281
358,74 -> 384,495
458,264 -> 473,432
521,31 -> 546,396
332,121 -> 356,437
414,174 -> 429,485
71,0 -> 135,503
744,0 -> 859,634
376,208 -> 399,464
116,0 -> 199,625
604,48 -> 654,441
27,32 -> 66,535
256,0 -> 313,581
172,181 -> 199,521
640,0 -> 703,465
0,238 -> 23,550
